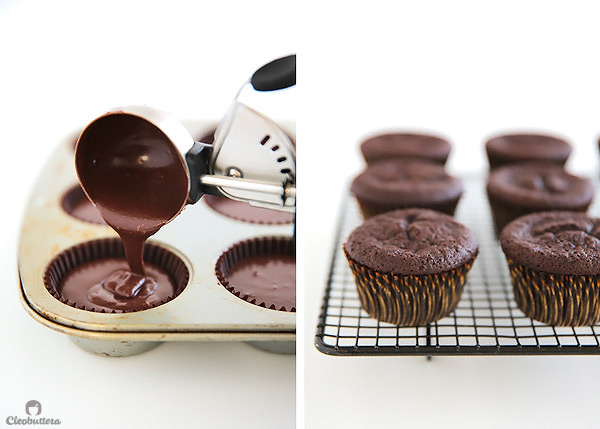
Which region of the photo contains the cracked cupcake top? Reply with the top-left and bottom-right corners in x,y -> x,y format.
351,159 -> 462,205
344,208 -> 478,275
500,211 -> 600,275
487,163 -> 593,209
360,132 -> 451,164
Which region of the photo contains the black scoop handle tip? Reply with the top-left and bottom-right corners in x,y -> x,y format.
251,54 -> 296,91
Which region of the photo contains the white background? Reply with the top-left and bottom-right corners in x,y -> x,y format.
0,1 -> 295,428
302,1 -> 600,429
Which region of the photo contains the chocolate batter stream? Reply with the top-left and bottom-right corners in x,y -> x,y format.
75,113 -> 189,300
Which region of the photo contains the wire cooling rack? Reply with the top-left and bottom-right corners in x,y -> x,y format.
315,174 -> 600,356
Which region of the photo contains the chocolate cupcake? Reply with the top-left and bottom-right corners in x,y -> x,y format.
360,132 -> 451,165
486,163 -> 593,235
344,209 -> 478,326
500,211 -> 600,326
485,133 -> 572,169
351,159 -> 462,219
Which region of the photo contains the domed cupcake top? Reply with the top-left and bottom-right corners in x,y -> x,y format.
344,208 -> 478,275
360,132 -> 451,164
351,159 -> 462,205
485,133 -> 571,167
500,211 -> 600,275
487,163 -> 593,209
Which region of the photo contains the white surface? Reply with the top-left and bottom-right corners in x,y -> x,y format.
0,1 -> 295,428
302,1 -> 600,429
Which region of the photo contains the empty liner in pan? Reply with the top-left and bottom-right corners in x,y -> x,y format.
44,238 -> 189,313
61,185 -> 105,225
215,236 -> 296,312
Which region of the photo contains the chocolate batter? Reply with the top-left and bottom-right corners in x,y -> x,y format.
60,259 -> 176,312
226,254 -> 296,311
75,113 -> 189,275
74,113 -> 188,302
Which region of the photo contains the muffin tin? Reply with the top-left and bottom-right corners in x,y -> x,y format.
315,172 -> 600,356
18,121 -> 295,357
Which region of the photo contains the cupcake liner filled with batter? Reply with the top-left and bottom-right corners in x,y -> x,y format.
203,195 -> 294,225
44,238 -> 189,313
215,236 -> 295,312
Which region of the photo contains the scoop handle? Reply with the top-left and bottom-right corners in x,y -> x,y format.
250,54 -> 296,91
185,141 -> 219,203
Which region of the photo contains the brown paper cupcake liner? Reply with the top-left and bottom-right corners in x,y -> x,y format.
344,247 -> 476,326
506,259 -> 600,326
355,197 -> 460,220
215,236 -> 296,312
487,195 -> 591,237
44,238 -> 189,313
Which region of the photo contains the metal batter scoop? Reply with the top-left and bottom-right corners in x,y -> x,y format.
76,54 -> 296,226
187,54 -> 296,211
